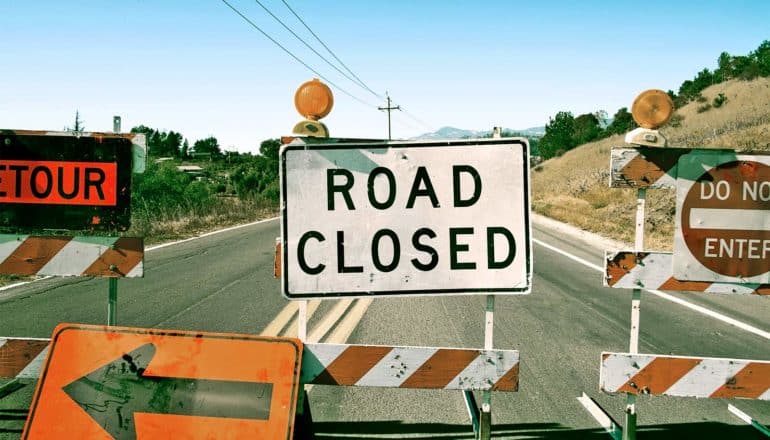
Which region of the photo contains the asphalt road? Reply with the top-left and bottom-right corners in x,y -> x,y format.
0,216 -> 768,439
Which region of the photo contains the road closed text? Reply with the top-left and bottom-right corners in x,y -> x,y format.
297,226 -> 516,275
0,160 -> 117,206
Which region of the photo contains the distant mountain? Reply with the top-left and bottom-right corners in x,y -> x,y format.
411,126 -> 545,140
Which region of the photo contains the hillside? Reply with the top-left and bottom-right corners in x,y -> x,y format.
531,77 -> 770,251
412,125 -> 545,140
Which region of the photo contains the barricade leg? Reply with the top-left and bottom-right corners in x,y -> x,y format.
293,389 -> 315,440
622,395 -> 637,440
463,390 -> 480,435
478,395 -> 492,440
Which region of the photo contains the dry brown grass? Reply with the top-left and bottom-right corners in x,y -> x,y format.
532,77 -> 770,251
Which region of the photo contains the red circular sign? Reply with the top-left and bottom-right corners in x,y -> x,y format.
681,160 -> 770,278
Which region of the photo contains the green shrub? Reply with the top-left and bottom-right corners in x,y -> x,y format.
697,103 -> 712,113
713,93 -> 728,108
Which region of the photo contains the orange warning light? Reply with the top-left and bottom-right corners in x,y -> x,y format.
294,78 -> 334,120
631,89 -> 674,129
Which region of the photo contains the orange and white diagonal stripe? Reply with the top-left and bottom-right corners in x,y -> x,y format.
601,352 -> 770,400
301,343 -> 519,391
0,338 -> 49,380
605,251 -> 769,295
0,235 -> 143,278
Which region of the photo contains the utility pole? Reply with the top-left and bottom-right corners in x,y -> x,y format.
378,92 -> 400,140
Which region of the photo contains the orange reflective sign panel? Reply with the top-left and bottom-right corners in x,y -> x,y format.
23,324 -> 302,439
0,160 -> 118,206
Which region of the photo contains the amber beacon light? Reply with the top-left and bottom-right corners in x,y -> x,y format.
631,89 -> 674,129
293,78 -> 333,138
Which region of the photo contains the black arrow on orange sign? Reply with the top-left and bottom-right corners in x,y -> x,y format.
62,343 -> 273,439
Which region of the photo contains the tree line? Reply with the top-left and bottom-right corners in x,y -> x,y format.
538,40 -> 770,160
130,125 -> 223,159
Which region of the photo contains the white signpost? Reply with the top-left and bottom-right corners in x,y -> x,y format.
280,139 -> 531,299
674,153 -> 770,283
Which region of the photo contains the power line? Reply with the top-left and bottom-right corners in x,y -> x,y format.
398,106 -> 435,132
253,0 -> 374,99
280,0 -> 383,100
220,0 -> 377,109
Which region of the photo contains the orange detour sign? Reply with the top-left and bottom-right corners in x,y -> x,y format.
23,324 -> 302,440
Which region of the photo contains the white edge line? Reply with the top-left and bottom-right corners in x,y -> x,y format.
577,392 -> 615,432
533,238 -> 770,341
534,238 -> 604,272
146,216 -> 279,251
727,404 -> 753,425
0,217 -> 280,292
0,276 -> 53,293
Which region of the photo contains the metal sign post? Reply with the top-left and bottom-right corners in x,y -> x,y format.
108,116 -> 121,326
279,133 -> 532,440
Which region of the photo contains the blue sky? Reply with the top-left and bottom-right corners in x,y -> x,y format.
1,1 -> 768,152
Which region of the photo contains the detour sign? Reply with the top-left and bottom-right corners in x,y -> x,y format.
23,324 -> 302,440
0,160 -> 117,206
674,154 -> 770,283
0,130 -> 133,231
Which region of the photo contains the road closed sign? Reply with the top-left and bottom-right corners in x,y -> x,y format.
280,139 -> 532,299
0,130 -> 134,231
674,152 -> 770,283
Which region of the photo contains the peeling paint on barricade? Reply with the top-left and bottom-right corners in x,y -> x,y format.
0,338 -> 50,380
605,251 -> 770,295
601,353 -> 770,400
0,235 -> 144,277
301,343 -> 519,391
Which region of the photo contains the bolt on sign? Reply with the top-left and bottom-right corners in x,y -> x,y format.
280,139 -> 532,299
674,152 -> 770,283
22,324 -> 302,439
0,130 -> 134,231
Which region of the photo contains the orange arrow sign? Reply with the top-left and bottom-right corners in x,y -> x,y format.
23,324 -> 302,439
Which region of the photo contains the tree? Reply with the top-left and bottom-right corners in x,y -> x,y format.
752,40 -> 770,76
66,110 -> 85,132
163,131 -> 183,157
193,136 -> 221,157
259,138 -> 280,162
573,113 -> 601,145
181,139 -> 190,158
606,107 -> 636,135
717,51 -> 733,81
539,111 -> 575,160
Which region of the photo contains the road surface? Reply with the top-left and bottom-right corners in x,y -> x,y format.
0,215 -> 768,439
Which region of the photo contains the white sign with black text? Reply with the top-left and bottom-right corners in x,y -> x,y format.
280,139 -> 532,299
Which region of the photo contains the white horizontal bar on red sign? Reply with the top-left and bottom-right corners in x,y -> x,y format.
690,208 -> 770,231
601,352 -> 770,400
302,343 -> 519,391
604,251 -> 769,295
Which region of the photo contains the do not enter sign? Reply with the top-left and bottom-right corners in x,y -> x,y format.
674,153 -> 770,283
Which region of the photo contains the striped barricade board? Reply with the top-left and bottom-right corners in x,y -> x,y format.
0,339 -> 519,392
610,147 -> 738,189
601,352 -> 770,400
0,234 -> 143,277
605,251 -> 769,295
302,343 -> 519,391
0,337 -> 49,381
611,147 -> 770,189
